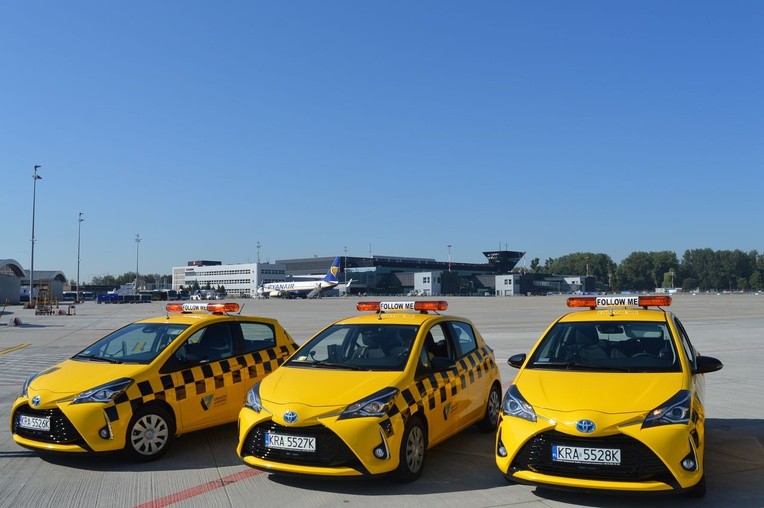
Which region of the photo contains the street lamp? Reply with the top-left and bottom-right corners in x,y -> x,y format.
77,212 -> 84,302
29,165 -> 42,307
135,233 -> 141,300
447,244 -> 452,272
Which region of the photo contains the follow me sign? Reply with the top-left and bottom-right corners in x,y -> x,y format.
379,301 -> 416,311
595,296 -> 640,307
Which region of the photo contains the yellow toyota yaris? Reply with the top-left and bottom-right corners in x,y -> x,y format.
11,302 -> 297,461
496,295 -> 723,497
237,300 -> 502,482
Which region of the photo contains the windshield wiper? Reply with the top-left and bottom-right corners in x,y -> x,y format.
74,353 -> 123,364
531,361 -> 632,372
290,359 -> 362,370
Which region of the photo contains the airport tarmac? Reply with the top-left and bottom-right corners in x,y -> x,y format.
0,294 -> 762,508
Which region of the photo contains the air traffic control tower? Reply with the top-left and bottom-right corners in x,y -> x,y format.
483,249 -> 526,273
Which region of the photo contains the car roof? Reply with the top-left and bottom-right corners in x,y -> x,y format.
332,311 -> 466,327
557,307 -> 673,324
136,313 -> 282,326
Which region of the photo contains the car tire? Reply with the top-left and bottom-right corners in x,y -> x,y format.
395,416 -> 426,483
125,404 -> 175,462
478,383 -> 502,432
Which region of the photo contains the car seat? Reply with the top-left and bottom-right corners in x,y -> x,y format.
572,324 -> 606,361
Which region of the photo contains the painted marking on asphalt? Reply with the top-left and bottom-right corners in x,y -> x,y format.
0,344 -> 29,355
133,468 -> 264,508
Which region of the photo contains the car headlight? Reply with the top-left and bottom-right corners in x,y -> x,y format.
642,390 -> 691,428
245,382 -> 263,412
72,378 -> 133,404
502,385 -> 537,423
339,387 -> 399,420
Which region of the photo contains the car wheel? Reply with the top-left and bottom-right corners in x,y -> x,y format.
478,383 -> 502,432
687,474 -> 706,498
125,404 -> 175,462
395,416 -> 426,482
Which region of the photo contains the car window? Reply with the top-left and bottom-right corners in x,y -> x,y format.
672,317 -> 697,369
240,322 -> 276,353
77,323 -> 189,364
424,323 -> 453,360
527,321 -> 681,372
175,322 -> 234,365
288,324 -> 417,371
449,321 -> 477,356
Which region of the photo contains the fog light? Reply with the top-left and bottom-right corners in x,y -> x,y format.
99,427 -> 111,439
373,446 -> 386,459
681,458 -> 696,470
498,444 -> 507,457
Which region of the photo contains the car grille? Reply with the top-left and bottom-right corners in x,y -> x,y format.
510,430 -> 676,485
242,422 -> 364,472
12,405 -> 86,446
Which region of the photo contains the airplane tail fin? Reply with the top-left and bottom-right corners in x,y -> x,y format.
322,256 -> 342,283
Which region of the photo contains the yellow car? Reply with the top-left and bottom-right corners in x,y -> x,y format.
496,295 -> 723,497
11,302 -> 297,461
237,300 -> 502,482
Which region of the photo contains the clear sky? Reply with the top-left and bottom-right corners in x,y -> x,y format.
2,1 -> 762,282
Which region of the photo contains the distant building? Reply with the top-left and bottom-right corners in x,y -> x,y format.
0,259 -> 25,305
21,270 -> 68,301
277,251 -> 525,296
172,261 -> 286,297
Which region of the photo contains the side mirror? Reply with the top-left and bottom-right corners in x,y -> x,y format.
508,353 -> 526,369
694,355 -> 723,374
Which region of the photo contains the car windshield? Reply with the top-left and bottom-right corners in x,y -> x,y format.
287,323 -> 419,372
75,323 -> 189,365
526,321 -> 681,372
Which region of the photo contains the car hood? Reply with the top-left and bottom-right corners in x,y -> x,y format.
515,369 -> 685,413
26,359 -> 147,403
260,365 -> 402,408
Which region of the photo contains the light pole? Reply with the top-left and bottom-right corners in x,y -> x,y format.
77,212 -> 84,302
30,165 -> 42,307
447,244 -> 452,272
135,234 -> 141,300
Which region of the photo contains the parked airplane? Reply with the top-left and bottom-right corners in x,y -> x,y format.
258,256 -> 351,299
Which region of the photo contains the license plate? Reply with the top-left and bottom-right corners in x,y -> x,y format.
552,445 -> 621,465
18,414 -> 51,432
265,432 -> 316,452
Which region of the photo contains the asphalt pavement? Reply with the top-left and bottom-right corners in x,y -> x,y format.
0,294 -> 762,508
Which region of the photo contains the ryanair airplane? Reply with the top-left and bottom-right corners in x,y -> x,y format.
258,256 -> 351,299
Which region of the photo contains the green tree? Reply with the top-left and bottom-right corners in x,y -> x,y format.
750,271 -> 763,291
681,277 -> 698,292
616,252 -> 654,291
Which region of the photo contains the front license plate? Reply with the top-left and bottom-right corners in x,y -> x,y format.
265,432 -> 316,452
18,414 -> 51,432
552,445 -> 621,465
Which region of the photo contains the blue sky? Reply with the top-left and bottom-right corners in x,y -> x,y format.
2,1 -> 762,281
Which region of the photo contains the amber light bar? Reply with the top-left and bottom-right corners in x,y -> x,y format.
357,301 -> 449,312
166,302 -> 240,313
567,295 -> 672,309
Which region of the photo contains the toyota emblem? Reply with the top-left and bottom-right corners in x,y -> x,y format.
284,411 -> 298,424
576,419 -> 596,433
31,396 -> 41,407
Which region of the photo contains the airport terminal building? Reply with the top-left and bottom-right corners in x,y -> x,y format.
167,250 -> 594,297
171,260 -> 288,298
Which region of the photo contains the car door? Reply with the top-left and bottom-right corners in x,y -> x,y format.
414,322 -> 461,444
445,320 -> 488,427
162,321 -> 242,431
